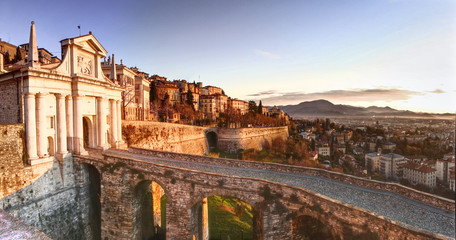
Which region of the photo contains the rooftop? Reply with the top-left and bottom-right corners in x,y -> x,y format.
403,162 -> 436,173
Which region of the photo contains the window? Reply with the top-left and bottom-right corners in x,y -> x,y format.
49,116 -> 55,129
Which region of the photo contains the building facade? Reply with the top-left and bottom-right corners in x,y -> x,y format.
0,22 -> 124,165
379,153 -> 407,180
365,152 -> 381,173
402,162 -> 437,188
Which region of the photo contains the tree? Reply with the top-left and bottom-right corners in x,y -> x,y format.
149,82 -> 158,102
248,101 -> 257,114
12,47 -> 22,63
160,93 -> 172,121
3,51 -> 11,65
186,90 -> 194,107
257,100 -> 263,114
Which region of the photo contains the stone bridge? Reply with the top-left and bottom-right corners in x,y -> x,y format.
73,148 -> 455,240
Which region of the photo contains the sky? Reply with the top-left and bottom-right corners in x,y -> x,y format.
1,0 -> 455,113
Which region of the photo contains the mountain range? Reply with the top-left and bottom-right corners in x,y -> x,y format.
272,100 -> 454,118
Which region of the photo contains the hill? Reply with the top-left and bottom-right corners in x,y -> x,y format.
272,100 -> 454,118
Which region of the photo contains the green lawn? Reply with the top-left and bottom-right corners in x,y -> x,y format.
208,195 -> 253,240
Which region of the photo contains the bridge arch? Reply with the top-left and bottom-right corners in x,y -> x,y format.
132,179 -> 168,240
190,192 -> 257,240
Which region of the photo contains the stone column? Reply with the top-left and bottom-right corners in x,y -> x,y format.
24,93 -> 38,161
191,198 -> 208,240
36,93 -> 48,157
202,198 -> 209,240
97,97 -> 108,149
116,100 -> 122,144
65,95 -> 73,152
73,95 -> 87,155
56,94 -> 67,157
110,99 -> 117,146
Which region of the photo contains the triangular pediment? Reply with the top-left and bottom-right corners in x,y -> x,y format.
72,34 -> 107,56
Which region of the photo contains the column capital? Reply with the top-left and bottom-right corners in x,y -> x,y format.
25,92 -> 36,96
54,93 -> 66,99
36,92 -> 49,97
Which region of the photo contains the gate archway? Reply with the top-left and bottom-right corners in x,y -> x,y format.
206,131 -> 218,150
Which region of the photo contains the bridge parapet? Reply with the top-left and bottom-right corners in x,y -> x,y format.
129,147 -> 455,212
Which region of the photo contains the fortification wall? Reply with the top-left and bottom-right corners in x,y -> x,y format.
122,121 -> 207,155
0,124 -> 91,240
217,126 -> 289,152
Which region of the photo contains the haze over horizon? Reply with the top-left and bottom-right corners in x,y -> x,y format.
1,0 -> 455,114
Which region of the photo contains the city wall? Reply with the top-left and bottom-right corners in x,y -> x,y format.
122,121 -> 208,155
0,124 -> 92,240
216,126 -> 289,153
129,147 -> 455,212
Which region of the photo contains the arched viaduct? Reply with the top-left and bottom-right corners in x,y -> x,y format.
73,148 -> 453,240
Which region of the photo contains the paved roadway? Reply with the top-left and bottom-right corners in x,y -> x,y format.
109,150 -> 455,238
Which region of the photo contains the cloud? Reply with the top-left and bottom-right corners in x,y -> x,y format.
247,90 -> 279,97
429,89 -> 445,94
254,49 -> 280,59
249,88 -> 424,105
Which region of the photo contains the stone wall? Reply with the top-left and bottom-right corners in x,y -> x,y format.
129,147 -> 455,212
0,79 -> 21,124
75,151 -> 447,240
0,124 -> 30,198
0,124 -> 93,240
122,121 -> 207,155
216,126 -> 289,153
0,209 -> 51,239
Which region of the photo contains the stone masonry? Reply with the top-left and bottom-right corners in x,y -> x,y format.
0,124 -> 95,239
122,121 -> 208,155
216,126 -> 289,153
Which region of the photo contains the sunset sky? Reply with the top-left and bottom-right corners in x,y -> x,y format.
1,0 -> 455,113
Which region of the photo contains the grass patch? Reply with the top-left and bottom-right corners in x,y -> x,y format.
208,195 -> 253,240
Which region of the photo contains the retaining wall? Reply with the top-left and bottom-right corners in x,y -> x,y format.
122,121 -> 207,155
216,126 -> 289,153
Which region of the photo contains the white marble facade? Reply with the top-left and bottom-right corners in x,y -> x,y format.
17,22 -> 124,165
